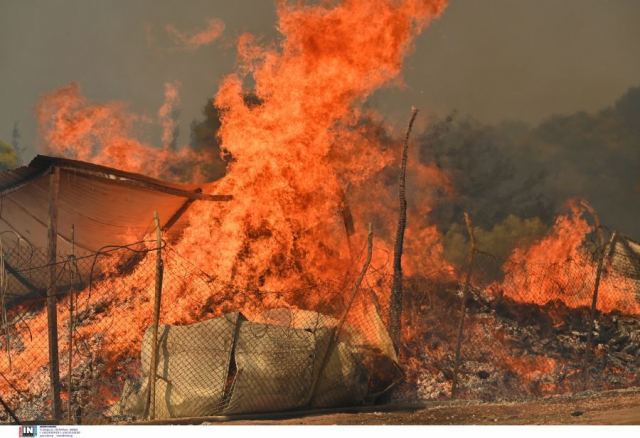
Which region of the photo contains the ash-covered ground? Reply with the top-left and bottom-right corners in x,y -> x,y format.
397,276 -> 640,402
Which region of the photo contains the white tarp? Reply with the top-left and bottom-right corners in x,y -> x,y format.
112,308 -> 398,419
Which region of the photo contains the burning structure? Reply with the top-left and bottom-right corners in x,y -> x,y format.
0,155 -> 231,301
0,0 -> 639,425
0,155 -> 399,421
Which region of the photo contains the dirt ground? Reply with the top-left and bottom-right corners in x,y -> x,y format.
220,388 -> 640,425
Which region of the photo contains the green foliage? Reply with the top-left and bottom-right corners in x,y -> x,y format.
422,85 -> 640,240
190,98 -> 222,152
0,140 -> 18,170
189,93 -> 265,182
442,222 -> 468,268
189,98 -> 227,181
443,214 -> 548,269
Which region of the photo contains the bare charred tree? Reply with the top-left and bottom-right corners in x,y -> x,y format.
390,108 -> 418,354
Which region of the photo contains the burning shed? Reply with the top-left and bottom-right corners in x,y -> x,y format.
0,155 -> 400,422
2,0 -> 639,426
0,155 -> 231,302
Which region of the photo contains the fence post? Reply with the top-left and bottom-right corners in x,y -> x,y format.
390,108 -> 418,355
306,223 -> 374,406
451,212 -> 476,398
583,230 -> 617,388
67,224 -> 75,423
46,166 -> 62,421
144,212 -> 164,420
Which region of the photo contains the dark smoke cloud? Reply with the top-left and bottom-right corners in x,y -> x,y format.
420,85 -> 640,262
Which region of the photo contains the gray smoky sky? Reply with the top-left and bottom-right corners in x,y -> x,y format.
1,0 -> 640,159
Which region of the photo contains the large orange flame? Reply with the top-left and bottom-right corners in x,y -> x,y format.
174,0 -> 451,304
493,201 -> 640,315
10,1 -> 638,410
8,0 -> 453,408
37,82 -> 221,183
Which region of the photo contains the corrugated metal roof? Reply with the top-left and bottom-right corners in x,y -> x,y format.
0,164 -> 48,196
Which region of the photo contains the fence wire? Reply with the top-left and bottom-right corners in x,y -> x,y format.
0,228 -> 638,424
399,238 -> 640,403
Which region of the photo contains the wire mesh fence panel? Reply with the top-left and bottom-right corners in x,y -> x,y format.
0,239 -> 161,423
1,225 -> 639,424
68,253 -> 152,422
0,295 -> 52,422
65,232 -> 398,421
437,244 -> 640,402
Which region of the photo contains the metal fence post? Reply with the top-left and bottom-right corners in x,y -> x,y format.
306,223 -> 374,407
451,212 -> 476,398
47,166 -> 62,421
67,224 -> 76,423
583,230 -> 617,388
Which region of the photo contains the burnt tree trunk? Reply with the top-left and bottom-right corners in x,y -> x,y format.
390,108 -> 418,354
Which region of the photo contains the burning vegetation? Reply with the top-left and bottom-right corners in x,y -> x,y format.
0,0 -> 639,424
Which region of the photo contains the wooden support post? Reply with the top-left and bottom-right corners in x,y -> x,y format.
144,212 -> 163,420
67,225 -> 75,423
390,108 -> 418,355
47,167 -> 62,421
451,212 -> 476,398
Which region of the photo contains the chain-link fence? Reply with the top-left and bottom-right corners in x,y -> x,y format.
0,226 -> 403,423
0,223 -> 639,424
399,232 -> 640,403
